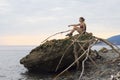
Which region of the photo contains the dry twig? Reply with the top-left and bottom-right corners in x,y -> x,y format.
41,30 -> 71,43
41,30 -> 120,80
73,42 -> 79,70
96,37 -> 120,56
55,32 -> 85,72
54,39 -> 98,80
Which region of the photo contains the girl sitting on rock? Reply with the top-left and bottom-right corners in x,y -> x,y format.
66,17 -> 86,37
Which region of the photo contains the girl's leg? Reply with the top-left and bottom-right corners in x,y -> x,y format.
66,26 -> 82,37
74,26 -> 82,34
66,26 -> 76,36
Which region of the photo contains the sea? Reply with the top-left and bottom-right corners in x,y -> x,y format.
0,45 -> 120,80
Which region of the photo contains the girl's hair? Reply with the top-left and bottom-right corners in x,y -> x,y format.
80,17 -> 85,21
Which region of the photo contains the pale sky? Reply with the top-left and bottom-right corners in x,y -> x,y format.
0,0 -> 120,45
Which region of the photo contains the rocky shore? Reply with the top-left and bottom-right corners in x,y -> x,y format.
20,33 -> 120,80
20,49 -> 120,80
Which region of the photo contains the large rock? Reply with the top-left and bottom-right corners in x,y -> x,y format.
20,33 -> 93,73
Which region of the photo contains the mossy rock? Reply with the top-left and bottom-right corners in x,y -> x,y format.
20,33 -> 93,73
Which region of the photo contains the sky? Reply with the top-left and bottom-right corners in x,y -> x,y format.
0,0 -> 120,45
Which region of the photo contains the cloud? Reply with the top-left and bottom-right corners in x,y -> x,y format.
0,0 -> 120,45
0,0 -> 12,15
50,7 -> 64,11
22,16 -> 57,24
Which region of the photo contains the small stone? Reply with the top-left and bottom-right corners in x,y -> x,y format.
117,63 -> 120,66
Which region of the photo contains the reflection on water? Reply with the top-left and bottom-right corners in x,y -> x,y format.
0,45 -> 119,80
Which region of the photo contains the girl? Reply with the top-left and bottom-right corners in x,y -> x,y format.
66,17 -> 86,37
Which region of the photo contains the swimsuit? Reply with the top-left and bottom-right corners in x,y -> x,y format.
80,24 -> 86,32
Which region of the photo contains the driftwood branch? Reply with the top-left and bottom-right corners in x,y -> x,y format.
53,49 -> 88,80
41,30 -> 71,43
79,46 -> 90,80
55,41 -> 74,72
54,35 -> 120,80
54,39 -> 98,80
96,37 -> 120,56
79,39 -> 99,80
41,30 -> 120,80
55,32 -> 85,72
73,42 -> 79,70
77,39 -> 98,68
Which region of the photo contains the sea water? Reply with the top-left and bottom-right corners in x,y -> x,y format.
0,46 -> 35,80
0,45 -> 119,80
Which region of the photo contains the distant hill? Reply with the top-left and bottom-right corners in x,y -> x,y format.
96,35 -> 120,45
107,35 -> 120,45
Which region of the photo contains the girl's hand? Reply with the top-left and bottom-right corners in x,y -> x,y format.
68,25 -> 71,27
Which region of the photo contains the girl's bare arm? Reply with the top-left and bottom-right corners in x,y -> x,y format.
68,23 -> 80,27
